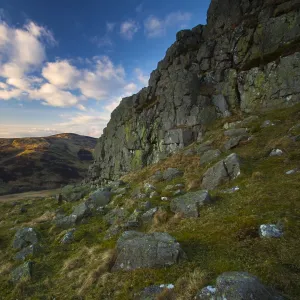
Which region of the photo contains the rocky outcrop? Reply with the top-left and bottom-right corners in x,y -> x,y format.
89,0 -> 300,183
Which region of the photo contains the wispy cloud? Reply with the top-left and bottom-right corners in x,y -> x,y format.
144,11 -> 192,38
120,20 -> 139,40
106,22 -> 116,32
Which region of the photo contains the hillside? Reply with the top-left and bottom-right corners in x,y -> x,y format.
0,105 -> 300,299
0,133 -> 97,195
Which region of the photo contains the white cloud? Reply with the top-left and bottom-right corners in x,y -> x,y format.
90,35 -> 113,48
0,88 -> 22,100
135,68 -> 149,86
120,20 -> 139,40
42,60 -> 80,88
144,11 -> 192,38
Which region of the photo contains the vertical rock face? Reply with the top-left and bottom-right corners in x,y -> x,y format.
89,0 -> 300,183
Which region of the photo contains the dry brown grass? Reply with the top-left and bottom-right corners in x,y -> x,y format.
174,268 -> 210,300
61,246 -> 116,295
24,211 -> 55,226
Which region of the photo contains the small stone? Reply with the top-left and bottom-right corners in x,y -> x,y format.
61,228 -> 76,244
149,191 -> 159,198
224,128 -> 248,137
196,285 -> 216,299
259,224 -> 283,238
20,206 -> 27,213
163,168 -> 183,181
173,189 -> 184,196
164,185 -> 174,191
269,149 -> 283,157
13,227 -> 39,250
261,120 -> 275,128
141,207 -> 158,223
139,201 -> 152,210
200,149 -> 221,165
144,183 -> 156,193
161,197 -> 169,201
222,186 -> 240,193
286,169 -> 298,175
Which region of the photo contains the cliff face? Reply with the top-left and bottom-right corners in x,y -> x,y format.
89,0 -> 300,183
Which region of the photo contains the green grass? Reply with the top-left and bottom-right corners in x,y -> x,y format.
1,105 -> 300,299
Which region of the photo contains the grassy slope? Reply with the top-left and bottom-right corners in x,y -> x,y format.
0,105 -> 300,299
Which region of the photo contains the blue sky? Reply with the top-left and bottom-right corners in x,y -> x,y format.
0,0 -> 211,138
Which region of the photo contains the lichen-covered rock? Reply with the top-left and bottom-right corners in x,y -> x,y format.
13,227 -> 39,250
72,202 -> 91,221
259,224 -> 283,238
224,135 -> 249,150
202,153 -> 241,190
11,261 -> 33,284
269,149 -> 284,157
170,190 -> 212,218
61,228 -> 76,244
137,284 -> 175,300
195,285 -> 216,299
141,207 -> 158,223
112,231 -> 186,271
55,214 -> 77,229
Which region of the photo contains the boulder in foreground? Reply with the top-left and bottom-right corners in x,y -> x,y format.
112,231 -> 186,271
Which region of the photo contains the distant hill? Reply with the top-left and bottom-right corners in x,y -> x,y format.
0,133 -> 97,195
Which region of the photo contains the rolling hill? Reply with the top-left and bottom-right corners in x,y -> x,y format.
0,133 -> 97,195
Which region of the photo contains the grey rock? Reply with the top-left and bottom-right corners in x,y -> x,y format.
259,224 -> 283,238
55,214 -> 77,229
112,231 -> 186,271
173,189 -> 184,196
61,228 -> 76,244
144,183 -> 156,194
87,189 -> 112,209
200,149 -> 221,165
224,135 -> 249,150
141,207 -> 158,223
139,201 -> 152,211
202,153 -> 241,190
196,285 -> 216,299
150,171 -> 163,183
104,224 -> 123,240
11,261 -> 33,284
163,168 -> 184,181
262,120 -> 275,128
170,190 -> 212,217
72,202 -> 91,221
214,272 -> 283,299
149,191 -> 159,198
104,208 -> 130,225
15,244 -> 40,261
125,209 -> 142,229
269,149 -> 283,157
196,141 -> 213,155
13,227 -> 39,250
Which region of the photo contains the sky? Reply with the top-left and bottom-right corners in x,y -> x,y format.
0,0 -> 211,138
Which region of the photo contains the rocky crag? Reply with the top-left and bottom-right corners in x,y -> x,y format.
89,0 -> 300,183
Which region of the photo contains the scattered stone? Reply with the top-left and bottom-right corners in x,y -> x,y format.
15,245 -> 40,261
112,231 -> 186,271
150,171 -> 163,182
286,169 -> 299,175
200,149 -> 221,165
149,191 -> 159,198
144,183 -> 156,194
175,183 -> 185,189
125,209 -> 142,229
259,224 -> 283,238
224,134 -> 249,150
55,214 -> 77,229
195,141 -> 213,154
56,193 -> 63,204
224,128 -> 248,137
72,202 -> 91,222
103,208 -> 130,225
87,189 -> 112,208
104,224 -> 123,240
13,227 -> 39,250
196,285 -> 216,299
11,261 -> 33,284
141,207 -> 158,223
161,197 -> 169,201
202,153 -> 241,190
261,120 -> 275,128
269,149 -> 283,157
170,190 -> 212,217
139,201 -> 152,211
20,206 -> 27,213
136,193 -> 147,200
163,168 -> 184,181
164,185 -> 175,191
223,121 -> 242,130
61,228 -> 76,244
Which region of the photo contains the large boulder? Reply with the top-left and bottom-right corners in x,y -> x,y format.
197,272 -> 283,299
170,190 -> 212,218
202,153 -> 241,190
112,231 -> 186,271
13,227 -> 39,250
72,202 -> 91,221
15,245 -> 40,261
